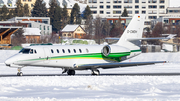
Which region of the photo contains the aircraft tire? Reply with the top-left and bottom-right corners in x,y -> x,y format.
20,72 -> 23,76
91,70 -> 100,75
17,72 -> 23,76
67,70 -> 75,75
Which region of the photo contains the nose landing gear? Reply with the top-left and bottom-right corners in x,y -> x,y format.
17,68 -> 23,76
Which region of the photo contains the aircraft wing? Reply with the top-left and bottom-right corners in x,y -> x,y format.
76,61 -> 166,69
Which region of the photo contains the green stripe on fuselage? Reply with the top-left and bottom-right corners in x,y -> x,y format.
131,50 -> 141,52
20,49 -> 141,63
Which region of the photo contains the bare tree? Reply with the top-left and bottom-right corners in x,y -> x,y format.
40,35 -> 51,43
144,27 -> 151,37
175,25 -> 180,37
102,20 -> 111,37
152,22 -> 164,37
49,33 -> 59,43
110,16 -> 124,37
26,35 -> 40,43
84,16 -> 93,39
172,25 -> 180,44
148,22 -> 164,45
93,16 -> 104,44
11,28 -> 26,46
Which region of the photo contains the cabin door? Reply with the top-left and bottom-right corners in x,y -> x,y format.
43,47 -> 51,63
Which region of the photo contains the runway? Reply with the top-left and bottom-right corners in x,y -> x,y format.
1,73 -> 180,77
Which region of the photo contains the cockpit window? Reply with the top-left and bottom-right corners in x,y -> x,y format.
19,48 -> 31,54
30,49 -> 33,54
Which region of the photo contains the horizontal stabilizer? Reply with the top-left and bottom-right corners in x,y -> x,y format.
106,34 -> 175,41
105,37 -> 119,40
127,37 -> 171,41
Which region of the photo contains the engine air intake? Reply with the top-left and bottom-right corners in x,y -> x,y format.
102,45 -> 111,57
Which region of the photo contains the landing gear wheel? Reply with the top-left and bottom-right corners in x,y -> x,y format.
17,72 -> 23,76
91,70 -> 100,75
67,70 -> 75,75
17,67 -> 23,76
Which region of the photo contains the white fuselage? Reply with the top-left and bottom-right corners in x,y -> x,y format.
5,44 -> 141,70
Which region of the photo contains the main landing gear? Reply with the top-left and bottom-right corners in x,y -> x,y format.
17,68 -> 23,76
62,68 -> 100,75
67,70 -> 75,75
91,69 -> 100,75
62,68 -> 76,75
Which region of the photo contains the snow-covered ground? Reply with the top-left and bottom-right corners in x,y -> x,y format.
1,50 -> 180,101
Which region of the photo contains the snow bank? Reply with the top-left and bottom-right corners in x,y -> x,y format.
0,76 -> 180,100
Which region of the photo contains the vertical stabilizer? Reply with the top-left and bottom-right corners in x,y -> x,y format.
116,14 -> 145,50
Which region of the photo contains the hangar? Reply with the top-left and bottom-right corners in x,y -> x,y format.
0,27 -> 21,49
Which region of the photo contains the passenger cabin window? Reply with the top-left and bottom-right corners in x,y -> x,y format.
57,49 -> 59,53
73,49 -> 76,53
62,49 -> 65,53
19,48 -> 30,54
34,50 -> 37,53
51,49 -> 54,53
79,49 -> 82,53
86,49 -> 89,53
68,49 -> 71,53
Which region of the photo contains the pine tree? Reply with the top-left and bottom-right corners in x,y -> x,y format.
70,3 -> 81,24
15,0 -> 24,17
48,0 -> 58,32
62,5 -> 69,28
31,0 -> 47,17
0,5 -> 9,21
7,9 -> 15,20
24,4 -> 30,17
48,0 -> 58,18
53,6 -> 62,32
83,5 -> 91,19
121,8 -> 129,17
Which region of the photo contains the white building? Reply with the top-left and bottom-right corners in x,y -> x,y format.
0,17 -> 52,35
165,7 -> 180,17
0,0 -> 87,12
87,0 -> 169,26
151,7 -> 180,28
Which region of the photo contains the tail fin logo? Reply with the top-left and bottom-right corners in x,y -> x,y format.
127,30 -> 137,33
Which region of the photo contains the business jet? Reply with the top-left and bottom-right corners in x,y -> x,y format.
5,14 -> 168,76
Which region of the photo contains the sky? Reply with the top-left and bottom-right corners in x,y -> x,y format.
169,0 -> 180,7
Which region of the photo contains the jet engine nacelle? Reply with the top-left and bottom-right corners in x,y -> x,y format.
102,45 -> 131,58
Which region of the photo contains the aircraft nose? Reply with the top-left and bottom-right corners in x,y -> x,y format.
5,58 -> 15,66
5,59 -> 11,66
